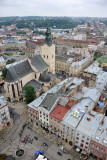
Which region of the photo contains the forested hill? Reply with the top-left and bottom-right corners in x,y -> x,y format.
0,16 -> 85,29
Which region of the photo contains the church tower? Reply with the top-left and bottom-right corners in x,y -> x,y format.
41,27 -> 55,74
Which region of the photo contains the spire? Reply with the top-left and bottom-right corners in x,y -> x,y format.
44,27 -> 52,46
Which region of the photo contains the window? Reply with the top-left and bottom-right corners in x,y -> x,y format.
100,153 -> 103,157
47,56 -> 48,59
85,146 -> 87,149
101,148 -> 105,152
92,143 -> 95,147
76,141 -> 78,144
51,117 -> 52,119
52,55 -> 53,58
87,138 -> 89,141
95,150 -> 98,154
44,55 -> 45,58
86,142 -> 89,145
43,113 -> 45,116
35,74 -> 36,79
47,119 -> 48,121
96,146 -> 99,150
91,148 -> 94,152
76,137 -> 79,140
82,136 -> 85,138
77,133 -> 79,136
82,140 -> 84,142
80,143 -> 83,148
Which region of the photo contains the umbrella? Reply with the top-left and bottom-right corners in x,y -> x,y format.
76,148 -> 80,152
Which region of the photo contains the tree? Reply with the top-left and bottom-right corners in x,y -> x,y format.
2,68 -> 7,79
25,86 -> 35,104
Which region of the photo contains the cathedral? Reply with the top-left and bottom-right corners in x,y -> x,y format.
4,27 -> 56,102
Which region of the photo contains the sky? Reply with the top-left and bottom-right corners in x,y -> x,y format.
0,0 -> 107,17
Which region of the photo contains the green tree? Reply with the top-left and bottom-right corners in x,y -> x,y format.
25,86 -> 35,104
2,68 -> 7,79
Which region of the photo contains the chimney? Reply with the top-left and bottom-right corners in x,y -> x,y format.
87,117 -> 91,121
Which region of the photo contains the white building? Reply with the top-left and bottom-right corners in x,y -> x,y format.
62,87 -> 101,145
88,44 -> 97,51
38,93 -> 60,128
73,34 -> 86,41
0,96 -> 11,130
75,111 -> 104,153
96,71 -> 107,91
74,48 -> 94,62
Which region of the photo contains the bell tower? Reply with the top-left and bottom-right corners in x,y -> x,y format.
41,27 -> 55,74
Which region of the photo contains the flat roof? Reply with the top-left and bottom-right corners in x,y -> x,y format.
76,111 -> 104,138
63,98 -> 94,128
83,88 -> 101,102
50,100 -> 74,121
0,96 -> 7,109
0,56 -> 5,63
96,71 -> 107,84
93,116 -> 107,147
84,62 -> 102,75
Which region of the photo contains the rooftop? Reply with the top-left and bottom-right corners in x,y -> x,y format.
96,71 -> 107,84
50,100 -> 74,121
39,93 -> 60,112
93,116 -> 107,147
28,77 -> 72,111
0,56 -> 5,63
22,80 -> 42,94
71,57 -> 89,68
63,97 -> 94,129
0,96 -> 7,109
31,55 -> 48,72
83,88 -> 101,102
5,60 -> 33,82
76,111 -> 104,138
84,62 -> 102,75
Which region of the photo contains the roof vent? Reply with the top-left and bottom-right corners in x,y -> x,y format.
87,117 -> 91,121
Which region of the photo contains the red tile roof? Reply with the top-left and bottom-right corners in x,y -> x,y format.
57,39 -> 89,44
50,100 -> 74,121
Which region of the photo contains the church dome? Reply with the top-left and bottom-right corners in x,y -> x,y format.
39,72 -> 51,82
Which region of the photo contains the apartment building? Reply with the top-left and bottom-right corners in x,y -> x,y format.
75,111 -> 104,153
0,96 -> 11,131
49,98 -> 74,137
90,116 -> 107,160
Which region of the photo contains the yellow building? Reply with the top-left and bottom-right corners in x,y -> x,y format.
55,55 -> 90,76
4,55 -> 56,102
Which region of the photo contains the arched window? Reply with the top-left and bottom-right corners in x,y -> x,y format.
47,55 -> 48,59
44,55 -> 45,58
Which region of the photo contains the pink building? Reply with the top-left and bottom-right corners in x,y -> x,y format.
49,100 -> 74,137
90,117 -> 107,160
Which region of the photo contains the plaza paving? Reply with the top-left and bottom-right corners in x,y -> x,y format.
0,101 -> 80,160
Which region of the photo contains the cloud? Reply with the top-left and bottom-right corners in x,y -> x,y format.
0,0 -> 107,17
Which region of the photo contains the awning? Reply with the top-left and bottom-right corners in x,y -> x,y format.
76,148 -> 80,152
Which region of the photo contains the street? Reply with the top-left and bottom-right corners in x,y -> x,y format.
0,101 -> 80,160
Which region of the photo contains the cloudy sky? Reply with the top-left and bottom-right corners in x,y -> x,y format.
0,0 -> 107,17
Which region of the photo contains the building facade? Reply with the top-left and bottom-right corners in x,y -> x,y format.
0,96 -> 11,131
